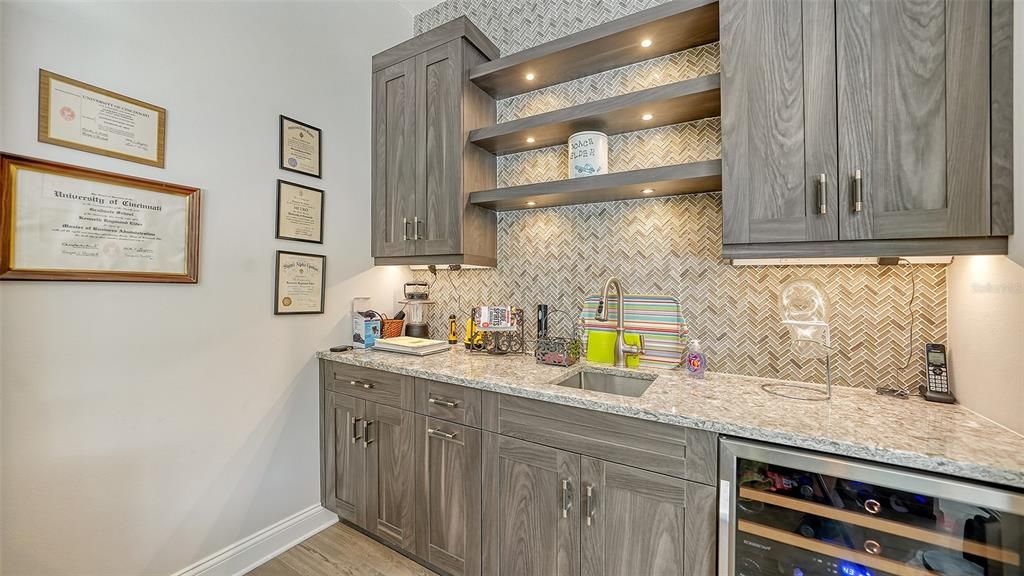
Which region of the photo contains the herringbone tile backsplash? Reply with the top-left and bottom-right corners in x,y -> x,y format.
414,0 -> 948,391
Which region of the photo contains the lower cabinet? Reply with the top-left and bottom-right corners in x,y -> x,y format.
323,391 -> 366,525
482,433 -> 716,576
415,416 -> 482,576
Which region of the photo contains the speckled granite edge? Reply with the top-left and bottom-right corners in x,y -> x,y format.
316,349 -> 1024,490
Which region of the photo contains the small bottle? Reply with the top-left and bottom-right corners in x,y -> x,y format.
448,315 -> 458,345
686,339 -> 706,380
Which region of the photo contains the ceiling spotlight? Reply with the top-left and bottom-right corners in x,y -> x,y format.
641,188 -> 655,194
642,113 -> 654,121
526,137 -> 536,143
526,201 -> 537,206
525,73 -> 536,81
641,38 -> 653,48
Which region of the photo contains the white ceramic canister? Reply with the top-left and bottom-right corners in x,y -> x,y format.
568,131 -> 608,179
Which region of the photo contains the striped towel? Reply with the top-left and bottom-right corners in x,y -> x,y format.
580,294 -> 687,369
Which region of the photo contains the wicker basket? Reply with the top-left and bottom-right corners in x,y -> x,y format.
381,317 -> 404,338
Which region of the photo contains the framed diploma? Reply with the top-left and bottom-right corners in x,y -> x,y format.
279,115 -> 322,178
0,154 -> 200,283
38,70 -> 167,168
276,180 -> 323,244
274,251 -> 325,315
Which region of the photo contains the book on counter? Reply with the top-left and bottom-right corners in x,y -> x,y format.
373,336 -> 450,356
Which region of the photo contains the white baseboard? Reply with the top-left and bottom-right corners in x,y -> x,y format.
171,505 -> 338,576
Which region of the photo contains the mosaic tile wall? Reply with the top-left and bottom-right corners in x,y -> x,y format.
413,0 -> 948,391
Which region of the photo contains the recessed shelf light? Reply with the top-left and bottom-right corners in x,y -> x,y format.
641,38 -> 653,48
641,113 -> 654,121
526,201 -> 537,206
641,188 -> 655,194
525,73 -> 536,81
526,137 -> 536,143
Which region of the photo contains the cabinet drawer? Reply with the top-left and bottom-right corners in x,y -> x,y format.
415,378 -> 482,427
325,362 -> 413,410
498,395 -> 717,485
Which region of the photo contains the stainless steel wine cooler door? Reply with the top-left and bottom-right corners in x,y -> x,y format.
719,438 -> 1024,576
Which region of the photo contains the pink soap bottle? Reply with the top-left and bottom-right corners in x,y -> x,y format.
686,339 -> 706,379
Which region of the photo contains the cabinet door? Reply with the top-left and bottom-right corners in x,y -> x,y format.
415,40 -> 463,256
323,391 -> 366,525
837,0 -> 990,239
365,401 -> 417,551
372,57 -> 418,257
415,416 -> 482,576
720,0 -> 838,245
484,434 -> 581,576
580,458 -> 716,576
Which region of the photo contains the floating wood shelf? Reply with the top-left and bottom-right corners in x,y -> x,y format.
469,75 -> 720,155
468,160 -> 722,211
469,0 -> 720,99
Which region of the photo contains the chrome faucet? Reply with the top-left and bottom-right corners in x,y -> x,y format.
595,276 -> 644,368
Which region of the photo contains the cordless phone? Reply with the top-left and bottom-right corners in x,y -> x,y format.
921,343 -> 956,404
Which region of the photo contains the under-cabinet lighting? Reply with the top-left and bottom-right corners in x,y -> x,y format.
526,137 -> 535,143
641,188 -> 655,194
641,113 -> 654,121
525,73 -> 536,81
526,201 -> 537,206
641,38 -> 653,48
729,256 -> 954,266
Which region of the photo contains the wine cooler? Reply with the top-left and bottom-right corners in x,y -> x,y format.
719,439 -> 1024,576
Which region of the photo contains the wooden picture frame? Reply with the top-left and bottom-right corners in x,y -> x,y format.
0,154 -> 200,283
276,180 -> 324,244
279,115 -> 322,178
274,251 -> 326,315
38,70 -> 167,168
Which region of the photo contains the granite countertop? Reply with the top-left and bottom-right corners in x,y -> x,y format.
317,347 -> 1024,490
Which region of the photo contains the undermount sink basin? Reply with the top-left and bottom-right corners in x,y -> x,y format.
553,370 -> 654,397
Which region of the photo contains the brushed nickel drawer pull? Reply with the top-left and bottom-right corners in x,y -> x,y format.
363,420 -> 375,447
428,396 -> 459,408
350,380 -> 374,390
351,416 -> 363,444
816,173 -> 827,215
864,499 -> 881,514
853,170 -> 863,213
561,479 -> 573,519
427,428 -> 457,440
584,484 -> 597,526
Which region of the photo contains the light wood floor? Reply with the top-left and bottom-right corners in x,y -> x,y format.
246,522 -> 438,576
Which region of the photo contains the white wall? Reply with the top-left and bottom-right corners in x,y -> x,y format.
0,2 -> 412,575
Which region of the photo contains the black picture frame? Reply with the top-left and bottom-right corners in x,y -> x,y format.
279,115 -> 322,178
274,250 -> 326,315
275,179 -> 324,244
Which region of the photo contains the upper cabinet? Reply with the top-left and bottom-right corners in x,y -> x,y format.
371,18 -> 499,267
720,0 -> 1014,259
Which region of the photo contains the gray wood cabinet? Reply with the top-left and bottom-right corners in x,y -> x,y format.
415,416 -> 482,576
365,401 -> 417,551
720,0 -> 1012,258
323,391 -> 366,525
371,18 -> 499,267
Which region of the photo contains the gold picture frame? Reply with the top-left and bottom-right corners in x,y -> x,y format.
38,69 -> 167,168
0,154 -> 200,283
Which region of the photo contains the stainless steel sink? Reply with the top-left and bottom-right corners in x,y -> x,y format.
553,370 -> 654,397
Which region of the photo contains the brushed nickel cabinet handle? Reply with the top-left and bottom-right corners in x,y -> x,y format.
428,396 -> 459,408
584,484 -> 598,526
853,170 -> 863,213
414,216 -> 424,240
561,479 -> 574,519
363,420 -> 375,447
402,217 -> 411,241
350,380 -> 374,390
816,173 -> 828,215
427,428 -> 457,440
351,416 -> 363,444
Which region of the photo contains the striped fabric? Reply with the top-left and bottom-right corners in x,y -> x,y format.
580,294 -> 687,369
